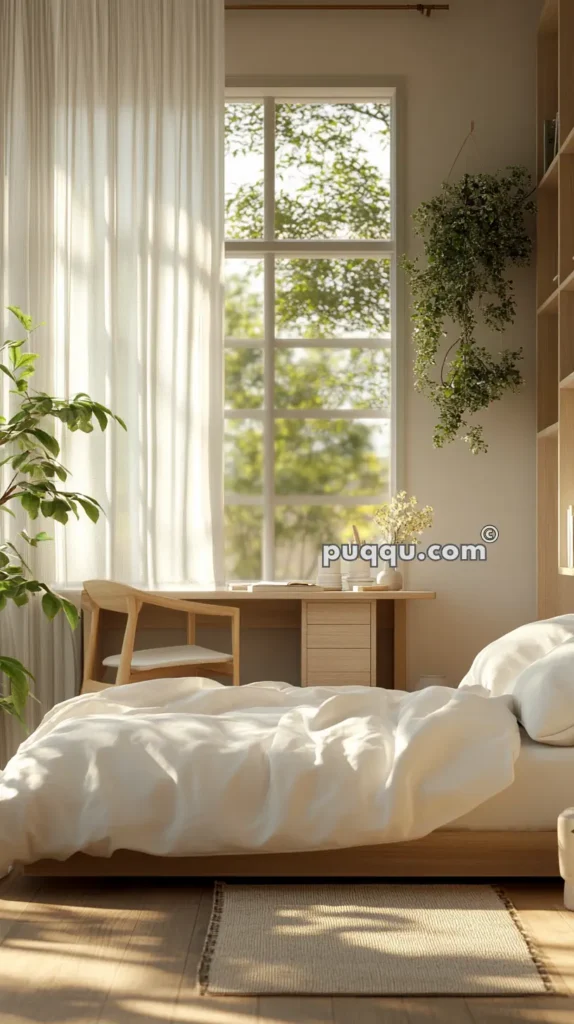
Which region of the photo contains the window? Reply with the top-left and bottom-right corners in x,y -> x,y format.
224,88 -> 395,581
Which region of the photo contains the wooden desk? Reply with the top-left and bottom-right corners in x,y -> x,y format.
70,586 -> 435,691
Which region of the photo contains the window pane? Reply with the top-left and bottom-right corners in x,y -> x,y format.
275,102 -> 391,241
225,505 -> 263,580
225,258 -> 264,340
225,102 -> 264,240
276,258 -> 390,339
274,418 -> 390,497
225,419 -> 263,494
275,348 -> 390,410
275,504 -> 380,581
225,349 -> 264,410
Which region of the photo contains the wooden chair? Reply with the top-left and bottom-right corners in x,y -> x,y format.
81,580 -> 240,694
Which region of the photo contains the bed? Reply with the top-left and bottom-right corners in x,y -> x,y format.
23,732 -> 565,878
7,614 -> 574,879
450,734 -> 574,832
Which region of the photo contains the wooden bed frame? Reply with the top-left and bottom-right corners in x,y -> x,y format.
24,830 -> 559,878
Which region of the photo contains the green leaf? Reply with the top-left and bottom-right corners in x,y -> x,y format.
20,530 -> 51,546
51,408 -> 72,425
41,591 -> 61,620
8,341 -> 23,367
0,655 -> 33,718
40,499 -> 55,518
20,492 -> 40,519
30,428 -> 60,458
7,306 -> 33,331
10,674 -> 29,716
0,655 -> 33,676
92,406 -> 108,431
30,396 -> 52,416
77,497 -> 100,523
0,364 -> 17,384
50,501 -> 69,525
11,450 -> 31,471
60,598 -> 79,630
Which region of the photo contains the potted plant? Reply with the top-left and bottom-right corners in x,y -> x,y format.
0,306 -> 124,724
402,167 -> 536,454
373,491 -> 433,590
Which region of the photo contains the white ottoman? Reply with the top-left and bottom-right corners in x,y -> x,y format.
558,807 -> 574,910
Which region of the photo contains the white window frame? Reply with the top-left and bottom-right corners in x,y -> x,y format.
225,83 -> 398,580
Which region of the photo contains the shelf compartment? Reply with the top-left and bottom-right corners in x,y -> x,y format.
560,290 -> 574,380
537,310 -> 559,431
559,566 -> 574,575
539,152 -> 559,190
538,421 -> 559,438
537,13 -> 558,180
537,188 -> 559,306
562,123 -> 574,155
559,0 -> 574,148
537,286 -> 560,314
558,388 -> 574,571
559,155 -> 574,280
537,431 -> 559,618
561,266 -> 574,291
539,0 -> 558,34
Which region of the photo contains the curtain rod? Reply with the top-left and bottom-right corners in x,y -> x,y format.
226,4 -> 449,14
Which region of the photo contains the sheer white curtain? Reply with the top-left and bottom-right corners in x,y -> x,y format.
0,0 -> 225,760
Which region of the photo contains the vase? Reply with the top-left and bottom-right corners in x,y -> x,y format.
376,566 -> 403,591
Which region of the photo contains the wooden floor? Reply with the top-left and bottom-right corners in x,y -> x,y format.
1,873 -> 574,1023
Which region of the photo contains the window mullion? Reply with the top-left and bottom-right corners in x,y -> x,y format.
262,97 -> 276,579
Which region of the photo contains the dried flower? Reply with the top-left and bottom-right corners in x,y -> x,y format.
373,491 -> 434,545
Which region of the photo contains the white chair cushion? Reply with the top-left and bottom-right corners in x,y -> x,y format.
103,644 -> 232,670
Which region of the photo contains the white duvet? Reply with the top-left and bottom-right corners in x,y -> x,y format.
0,678 -> 520,870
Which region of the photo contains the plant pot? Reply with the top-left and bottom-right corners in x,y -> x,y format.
376,566 -> 403,591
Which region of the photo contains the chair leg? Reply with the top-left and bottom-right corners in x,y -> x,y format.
81,601 -> 100,694
116,598 -> 141,686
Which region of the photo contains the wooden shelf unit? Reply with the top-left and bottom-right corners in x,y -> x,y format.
537,0 -> 574,616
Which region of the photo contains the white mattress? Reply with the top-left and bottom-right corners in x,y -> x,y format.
448,731 -> 574,830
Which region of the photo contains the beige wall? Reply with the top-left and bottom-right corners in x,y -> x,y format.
226,0 -> 542,688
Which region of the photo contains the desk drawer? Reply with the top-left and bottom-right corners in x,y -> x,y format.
307,624 -> 371,649
306,601 -> 370,625
306,671 -> 372,687
307,648 -> 371,674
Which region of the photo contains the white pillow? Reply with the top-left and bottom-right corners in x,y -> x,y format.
513,637 -> 574,745
458,615 -> 574,696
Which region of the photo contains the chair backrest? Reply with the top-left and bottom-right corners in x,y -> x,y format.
84,579 -> 141,614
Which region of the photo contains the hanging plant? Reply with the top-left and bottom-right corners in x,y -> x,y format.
402,166 -> 536,454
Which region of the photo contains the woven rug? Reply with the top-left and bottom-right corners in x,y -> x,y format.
198,883 -> 559,996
